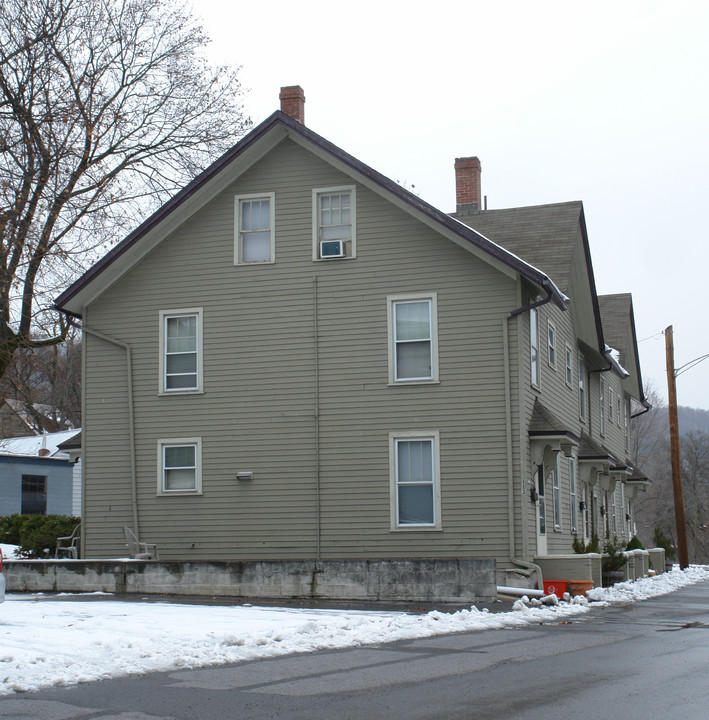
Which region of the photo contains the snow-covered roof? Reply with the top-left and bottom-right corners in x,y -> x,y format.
2,399 -> 76,432
0,429 -> 82,459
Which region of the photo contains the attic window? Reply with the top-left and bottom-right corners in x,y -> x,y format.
235,193 -> 275,264
313,186 -> 356,260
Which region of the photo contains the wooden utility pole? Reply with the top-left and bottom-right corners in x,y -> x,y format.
665,325 -> 690,569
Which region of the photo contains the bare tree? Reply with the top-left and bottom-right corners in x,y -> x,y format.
680,431 -> 709,562
632,382 -> 673,546
0,0 -> 250,378
1,328 -> 82,433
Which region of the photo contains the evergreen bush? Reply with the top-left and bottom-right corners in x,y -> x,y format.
0,514 -> 78,558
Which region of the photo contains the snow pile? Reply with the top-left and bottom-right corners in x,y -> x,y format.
586,564 -> 709,604
0,565 -> 707,696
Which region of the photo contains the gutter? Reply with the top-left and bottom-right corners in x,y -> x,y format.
631,399 -> 652,420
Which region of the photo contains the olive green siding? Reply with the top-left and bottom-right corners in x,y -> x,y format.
82,139 -> 523,561
517,244 -> 637,558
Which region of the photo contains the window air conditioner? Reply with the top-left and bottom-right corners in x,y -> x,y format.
320,240 -> 345,258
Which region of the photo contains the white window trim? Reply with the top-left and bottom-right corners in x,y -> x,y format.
624,401 -> 630,452
530,308 -> 540,388
579,356 -> 586,422
387,292 -> 439,385
565,343 -> 574,388
159,308 -> 204,395
617,395 -> 622,427
234,192 -> 276,265
312,185 -> 356,260
569,457 -> 577,533
157,437 -> 202,496
608,386 -> 614,423
599,377 -> 606,435
389,430 -> 441,530
552,457 -> 561,530
547,320 -> 557,370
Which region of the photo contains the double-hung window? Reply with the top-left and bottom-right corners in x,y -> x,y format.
235,193 -> 275,264
579,357 -> 586,421
599,377 -> 606,435
565,344 -> 573,387
388,294 -> 438,383
530,308 -> 540,387
158,438 -> 202,495
617,396 -> 622,427
313,186 -> 356,259
160,308 -> 203,394
390,431 -> 441,529
547,320 -> 557,369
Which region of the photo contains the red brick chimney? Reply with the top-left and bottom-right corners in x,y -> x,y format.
454,156 -> 482,214
279,85 -> 305,124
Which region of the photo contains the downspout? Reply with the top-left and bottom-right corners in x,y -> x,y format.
81,324 -> 139,537
313,276 -> 321,560
503,288 -> 555,588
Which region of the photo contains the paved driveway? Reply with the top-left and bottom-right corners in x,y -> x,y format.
3,579 -> 708,719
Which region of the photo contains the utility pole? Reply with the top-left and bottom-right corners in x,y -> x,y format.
664,325 -> 690,569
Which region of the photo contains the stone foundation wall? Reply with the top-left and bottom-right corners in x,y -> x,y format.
4,557 -> 496,603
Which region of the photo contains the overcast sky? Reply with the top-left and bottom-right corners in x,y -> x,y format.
196,0 -> 709,411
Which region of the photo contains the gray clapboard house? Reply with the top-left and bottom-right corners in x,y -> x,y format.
54,87 -> 649,590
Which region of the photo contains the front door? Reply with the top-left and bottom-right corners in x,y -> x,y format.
536,465 -> 547,555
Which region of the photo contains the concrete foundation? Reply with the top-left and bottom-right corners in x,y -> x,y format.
3,557 -> 496,603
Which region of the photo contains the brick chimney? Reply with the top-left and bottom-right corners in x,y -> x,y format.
454,156 -> 482,215
279,85 -> 305,124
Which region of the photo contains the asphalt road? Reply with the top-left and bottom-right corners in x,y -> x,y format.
3,579 -> 708,720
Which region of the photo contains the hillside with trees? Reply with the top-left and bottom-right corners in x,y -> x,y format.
633,389 -> 709,563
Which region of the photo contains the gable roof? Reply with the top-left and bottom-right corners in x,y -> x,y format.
54,111 -> 568,317
452,201 -> 608,362
598,293 -> 645,402
452,202 -> 583,294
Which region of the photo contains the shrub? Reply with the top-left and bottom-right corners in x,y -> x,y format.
626,535 -> 645,551
602,533 -> 628,571
653,526 -> 677,562
0,514 -> 78,558
573,533 -> 600,554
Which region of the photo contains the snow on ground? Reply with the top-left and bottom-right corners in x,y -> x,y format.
1,565 -> 708,696
0,544 -> 19,558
